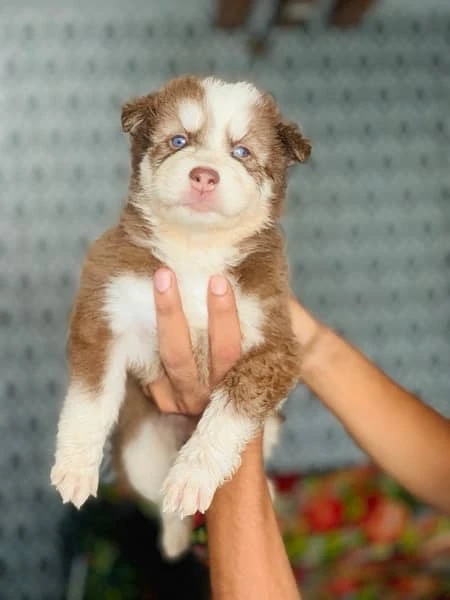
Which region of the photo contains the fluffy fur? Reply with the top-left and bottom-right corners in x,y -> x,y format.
51,75 -> 311,559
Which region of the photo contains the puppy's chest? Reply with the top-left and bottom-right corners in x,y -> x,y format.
103,265 -> 265,359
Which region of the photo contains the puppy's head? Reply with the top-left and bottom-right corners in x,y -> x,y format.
122,76 -> 311,234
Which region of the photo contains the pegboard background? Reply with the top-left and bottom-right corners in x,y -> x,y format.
0,0 -> 450,597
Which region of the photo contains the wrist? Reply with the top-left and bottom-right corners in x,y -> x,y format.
299,323 -> 342,384
288,298 -> 335,374
207,433 -> 267,518
289,297 -> 321,349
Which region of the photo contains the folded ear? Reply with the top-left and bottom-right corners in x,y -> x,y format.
277,120 -> 312,165
121,94 -> 157,136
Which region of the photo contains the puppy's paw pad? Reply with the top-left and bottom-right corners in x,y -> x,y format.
51,463 -> 99,509
161,522 -> 192,560
161,469 -> 216,517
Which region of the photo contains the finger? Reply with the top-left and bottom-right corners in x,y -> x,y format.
147,376 -> 208,416
208,275 -> 242,385
153,268 -> 199,379
146,375 -> 180,414
179,385 -> 210,416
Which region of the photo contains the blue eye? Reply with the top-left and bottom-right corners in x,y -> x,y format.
231,145 -> 250,159
170,135 -> 188,149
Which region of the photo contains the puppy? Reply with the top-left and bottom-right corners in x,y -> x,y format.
50,75 -> 311,559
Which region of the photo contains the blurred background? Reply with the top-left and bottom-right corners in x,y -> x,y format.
1,0 -> 449,598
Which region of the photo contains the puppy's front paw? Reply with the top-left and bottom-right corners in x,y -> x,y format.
161,461 -> 219,518
51,456 -> 100,509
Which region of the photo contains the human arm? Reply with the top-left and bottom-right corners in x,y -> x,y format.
290,299 -> 450,514
149,269 -> 301,600
207,434 -> 300,600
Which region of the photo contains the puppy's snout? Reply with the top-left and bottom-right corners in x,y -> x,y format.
189,167 -> 220,193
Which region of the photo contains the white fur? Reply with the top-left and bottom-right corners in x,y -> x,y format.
121,414 -> 193,503
123,415 -> 281,506
149,236 -> 265,350
104,274 -> 156,334
267,479 -> 276,502
160,512 -> 193,560
103,268 -> 264,364
121,413 -> 195,559
162,387 -> 259,517
121,405 -> 281,554
178,100 -> 205,133
139,150 -> 271,231
201,77 -> 261,144
51,342 -> 127,508
263,413 -> 283,458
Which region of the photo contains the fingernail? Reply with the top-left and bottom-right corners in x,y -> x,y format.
210,275 -> 228,296
154,269 -> 172,293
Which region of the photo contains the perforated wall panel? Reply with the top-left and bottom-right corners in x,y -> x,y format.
0,1 -> 449,597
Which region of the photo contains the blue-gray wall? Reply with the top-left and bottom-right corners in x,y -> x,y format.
0,1 -> 449,597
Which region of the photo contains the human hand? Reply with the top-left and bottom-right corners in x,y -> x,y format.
146,268 -> 242,416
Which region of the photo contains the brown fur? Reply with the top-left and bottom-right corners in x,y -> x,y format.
122,77 -> 205,190
68,205 -> 162,391
228,226 -> 300,418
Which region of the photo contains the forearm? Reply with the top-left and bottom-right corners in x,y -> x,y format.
206,435 -> 301,600
301,321 -> 450,513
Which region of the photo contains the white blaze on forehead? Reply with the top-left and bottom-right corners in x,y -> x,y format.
201,77 -> 261,146
178,100 -> 205,132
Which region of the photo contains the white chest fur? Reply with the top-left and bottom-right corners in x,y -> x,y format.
103,266 -> 265,375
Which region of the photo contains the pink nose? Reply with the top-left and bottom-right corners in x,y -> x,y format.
189,167 -> 220,193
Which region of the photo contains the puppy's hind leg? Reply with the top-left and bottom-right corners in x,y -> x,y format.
117,391 -> 195,560
160,512 -> 194,561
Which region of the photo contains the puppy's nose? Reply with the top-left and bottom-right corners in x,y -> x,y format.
189,167 -> 220,193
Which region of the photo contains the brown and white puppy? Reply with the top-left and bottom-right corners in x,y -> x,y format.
50,75 -> 311,559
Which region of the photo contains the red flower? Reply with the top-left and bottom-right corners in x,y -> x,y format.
303,496 -> 344,532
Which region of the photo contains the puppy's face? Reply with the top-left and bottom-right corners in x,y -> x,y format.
122,76 -> 311,233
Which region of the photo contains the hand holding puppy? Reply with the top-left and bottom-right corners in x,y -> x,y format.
148,269 -> 242,415
149,270 -> 324,417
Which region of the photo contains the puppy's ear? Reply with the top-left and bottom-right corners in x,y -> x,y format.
277,120 -> 312,165
121,94 -> 157,136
